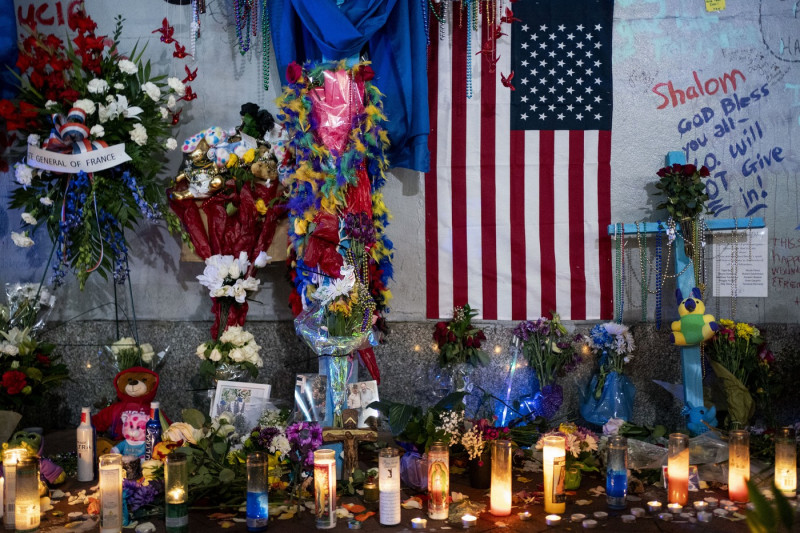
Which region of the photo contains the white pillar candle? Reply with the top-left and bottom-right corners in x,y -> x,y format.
99,453 -> 123,533
378,448 -> 401,526
490,441 -> 512,516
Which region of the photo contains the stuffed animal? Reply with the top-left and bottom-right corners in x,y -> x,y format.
110,411 -> 147,458
670,288 -> 718,346
682,403 -> 718,435
92,367 -> 165,441
3,431 -> 66,486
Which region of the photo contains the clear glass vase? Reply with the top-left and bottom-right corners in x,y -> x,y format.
213,362 -> 251,384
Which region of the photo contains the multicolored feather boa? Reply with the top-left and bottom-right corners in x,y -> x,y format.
277,60 -> 394,358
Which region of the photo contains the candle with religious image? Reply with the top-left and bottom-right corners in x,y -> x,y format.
728,430 -> 750,503
543,435 -> 566,514
490,440 -> 512,516
165,452 -> 189,533
775,427 -> 797,498
99,453 -> 123,533
246,452 -> 269,532
314,449 -> 337,529
379,448 -> 401,526
3,447 -> 29,531
13,457 -> 38,533
667,433 -> 689,505
427,442 -> 449,520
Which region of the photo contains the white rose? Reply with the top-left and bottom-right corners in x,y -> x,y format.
211,286 -> 231,298
14,163 -> 33,188
27,134 -> 39,146
140,343 -> 154,363
21,213 -> 37,225
39,197 -> 53,206
209,348 -> 222,362
165,138 -> 177,151
167,77 -> 185,96
11,231 -> 34,248
229,348 -> 245,363
159,106 -> 168,120
130,123 -> 148,146
87,78 -> 109,94
254,251 -> 270,268
228,261 -> 241,280
195,343 -> 207,357
118,59 -> 137,75
90,125 -> 105,138
73,99 -> 96,115
141,82 -> 161,102
114,83 -> 125,90
167,95 -> 177,110
44,100 -> 57,109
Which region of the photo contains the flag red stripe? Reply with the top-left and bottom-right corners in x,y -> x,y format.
509,129 -> 526,320
451,15 -> 469,308
568,130 -> 586,319
424,33 -> 440,319
480,23 -> 498,320
597,130 -> 613,319
539,131 -> 556,316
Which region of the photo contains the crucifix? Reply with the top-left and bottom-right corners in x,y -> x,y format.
609,151 -> 765,433
322,409 -> 378,478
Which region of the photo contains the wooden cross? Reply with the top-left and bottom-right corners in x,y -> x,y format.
609,151 -> 765,432
322,409 -> 377,478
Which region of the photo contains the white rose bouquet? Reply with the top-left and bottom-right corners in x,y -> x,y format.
196,326 -> 263,380
103,336 -> 167,372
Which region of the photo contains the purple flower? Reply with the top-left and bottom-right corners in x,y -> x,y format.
286,421 -> 323,471
343,212 -> 376,245
124,479 -> 162,512
254,426 -> 281,449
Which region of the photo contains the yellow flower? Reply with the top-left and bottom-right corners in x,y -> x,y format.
735,322 -> 755,340
294,218 -> 308,235
558,422 -> 577,435
255,198 -> 267,215
242,148 -> 256,164
226,153 -> 239,168
718,319 -> 735,329
328,299 -> 352,316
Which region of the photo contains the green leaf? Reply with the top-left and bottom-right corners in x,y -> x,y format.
434,391 -> 467,410
387,403 -> 416,436
773,485 -> 795,531
218,468 -> 236,483
212,441 -> 228,456
746,479 -> 775,532
182,408 -> 207,429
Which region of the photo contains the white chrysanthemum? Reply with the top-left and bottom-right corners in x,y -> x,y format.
141,82 -> 161,102
167,95 -> 177,110
130,123 -> 148,146
312,265 -> 356,304
27,134 -> 39,146
14,163 -> 34,188
114,82 -> 125,90
270,434 -> 291,455
167,77 -> 185,96
73,99 -> 96,115
39,197 -> 53,206
118,59 -> 137,74
21,213 -> 37,225
159,106 -> 169,120
87,78 -> 109,94
11,231 -> 34,248
44,100 -> 58,109
90,125 -> 105,138
165,138 -> 177,151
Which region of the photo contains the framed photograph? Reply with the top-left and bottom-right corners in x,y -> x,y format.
293,373 -> 328,422
346,380 -> 379,428
211,381 -> 271,435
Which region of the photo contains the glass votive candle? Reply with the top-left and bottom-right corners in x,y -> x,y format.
427,442 -> 449,520
490,440 -> 512,516
728,430 -> 750,503
667,503 -> 683,513
606,436 -> 628,510
13,457 -> 39,533
165,452 -> 189,533
542,435 -> 566,514
775,427 -> 797,498
246,452 -> 269,532
99,453 -> 123,533
314,449 -> 337,529
693,501 -> 709,511
2,447 -> 29,531
363,481 -> 379,504
411,517 -> 427,529
378,448 -> 401,526
667,433 -> 689,505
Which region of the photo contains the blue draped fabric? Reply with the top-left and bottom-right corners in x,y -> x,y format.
0,0 -> 18,99
270,0 -> 430,172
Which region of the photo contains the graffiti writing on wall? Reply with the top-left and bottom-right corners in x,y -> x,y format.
16,1 -> 82,29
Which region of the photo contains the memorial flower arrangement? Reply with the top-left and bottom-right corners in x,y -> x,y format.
103,336 -> 166,372
654,163 -> 711,220
0,327 -> 69,412
512,313 -> 583,419
535,423 -> 600,473
2,283 -> 55,333
1,9 -> 194,287
587,322 -> 635,398
433,304 -> 489,368
195,326 -> 263,380
707,319 -> 773,428
459,416 -> 511,463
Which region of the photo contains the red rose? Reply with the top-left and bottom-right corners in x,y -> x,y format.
35,354 -> 51,367
2,371 -> 27,395
286,62 -> 302,84
699,166 -> 710,177
354,65 -> 375,83
683,164 -> 697,175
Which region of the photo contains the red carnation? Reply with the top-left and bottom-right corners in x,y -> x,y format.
2,371 -> 27,395
286,62 -> 302,84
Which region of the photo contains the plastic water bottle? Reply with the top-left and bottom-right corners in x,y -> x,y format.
76,407 -> 95,482
144,402 -> 162,460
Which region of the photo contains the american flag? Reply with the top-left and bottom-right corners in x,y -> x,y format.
425,0 -> 614,321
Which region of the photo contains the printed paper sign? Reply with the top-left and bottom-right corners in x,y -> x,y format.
713,228 -> 768,298
706,0 -> 725,11
27,143 -> 131,174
